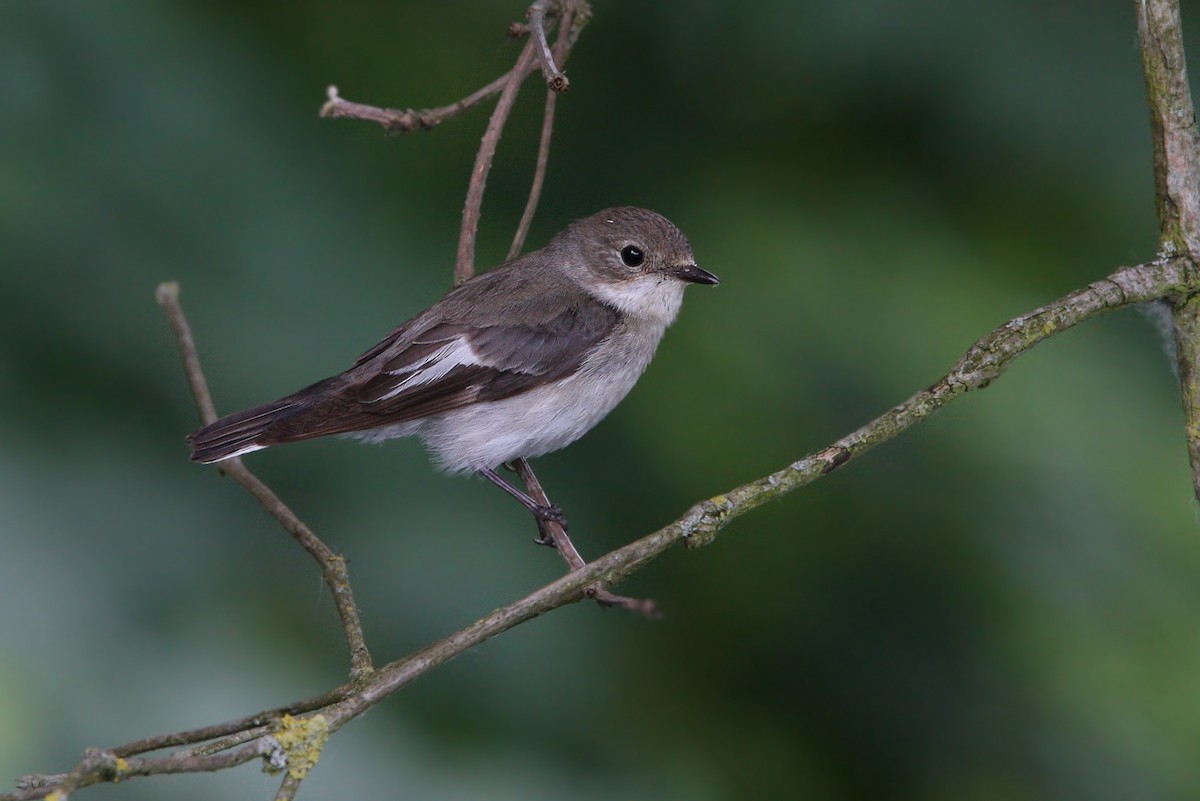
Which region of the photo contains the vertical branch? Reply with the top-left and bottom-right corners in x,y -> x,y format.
508,4 -> 576,260
157,283 -> 218,425
454,38 -> 540,285
1171,298 -> 1200,499
1136,0 -> 1200,500
507,89 -> 559,261
1137,0 -> 1200,253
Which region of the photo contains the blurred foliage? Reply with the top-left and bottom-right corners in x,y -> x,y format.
2,1 -> 1199,799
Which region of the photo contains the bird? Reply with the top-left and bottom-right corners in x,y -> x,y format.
187,206 -> 718,527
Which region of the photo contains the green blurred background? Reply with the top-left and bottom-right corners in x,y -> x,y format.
3,1 -> 1199,799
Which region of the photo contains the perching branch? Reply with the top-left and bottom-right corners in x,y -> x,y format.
512,457 -> 660,616
1136,0 -> 1200,501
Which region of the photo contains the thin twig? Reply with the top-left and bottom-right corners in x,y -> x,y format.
156,283 -> 217,424
454,37 -> 540,284
111,683 -> 352,757
508,3 -> 575,259
512,458 -> 660,616
506,89 -> 557,260
219,462 -> 373,677
6,740 -> 277,801
1170,295 -> 1200,499
156,283 -> 374,681
1135,0 -> 1200,501
274,772 -> 304,801
182,726 -> 270,758
529,1 -> 570,92
319,69 -> 535,135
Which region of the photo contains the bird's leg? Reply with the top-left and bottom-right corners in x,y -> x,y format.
504,459 -> 660,616
509,458 -> 581,557
478,466 -> 567,537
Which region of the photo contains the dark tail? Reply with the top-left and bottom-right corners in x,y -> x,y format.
187,397 -> 307,463
188,375 -> 362,463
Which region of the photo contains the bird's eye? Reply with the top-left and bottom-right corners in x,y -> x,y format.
620,245 -> 644,267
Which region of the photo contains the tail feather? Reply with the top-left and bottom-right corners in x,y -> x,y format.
188,397 -> 308,463
189,374 -> 382,463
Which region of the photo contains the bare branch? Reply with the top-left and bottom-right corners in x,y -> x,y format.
274,773 -> 304,801
507,89 -> 558,261
316,2 -> 592,280
110,683 -> 351,758
1170,295 -> 1200,499
508,3 -> 577,259
454,37 -> 540,284
529,1 -> 570,92
1136,0 -> 1200,500
156,285 -> 374,680
6,740 -> 277,801
319,72 -> 535,135
512,458 -> 660,616
1137,0 -> 1200,254
156,283 -> 217,425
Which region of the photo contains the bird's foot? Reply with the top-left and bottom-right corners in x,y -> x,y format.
531,504 -> 567,545
534,503 -> 567,527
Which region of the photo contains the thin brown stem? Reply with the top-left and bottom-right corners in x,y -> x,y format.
455,38 -> 540,284
274,772 -> 305,801
111,683 -> 352,757
7,740 -> 277,801
529,1 -> 570,92
508,90 -> 558,260
319,69 -> 535,135
156,284 -> 374,680
512,458 -> 661,617
156,283 -> 217,424
512,458 -> 585,568
1137,0 -> 1200,254
1136,0 -> 1200,500
508,3 -> 576,259
183,726 -> 271,759
1170,294 -> 1200,499
219,462 -> 373,677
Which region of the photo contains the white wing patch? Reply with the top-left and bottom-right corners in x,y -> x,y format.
376,336 -> 481,400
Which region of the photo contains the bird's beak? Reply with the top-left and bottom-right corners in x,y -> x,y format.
672,264 -> 720,285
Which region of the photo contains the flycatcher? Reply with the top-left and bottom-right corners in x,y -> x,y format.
188,206 -> 718,525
